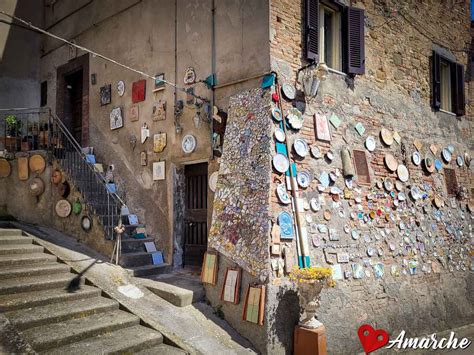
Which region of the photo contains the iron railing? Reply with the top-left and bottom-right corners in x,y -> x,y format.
0,107 -> 124,240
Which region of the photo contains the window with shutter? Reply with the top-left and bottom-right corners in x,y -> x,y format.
306,0 -> 320,61
444,168 -> 458,197
346,7 -> 365,75
432,51 -> 465,116
353,150 -> 370,185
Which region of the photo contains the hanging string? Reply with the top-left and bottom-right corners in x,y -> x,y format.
0,10 -> 210,103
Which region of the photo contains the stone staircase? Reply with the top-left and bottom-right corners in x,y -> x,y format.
0,228 -> 183,354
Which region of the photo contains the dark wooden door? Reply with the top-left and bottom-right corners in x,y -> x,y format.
64,70 -> 83,145
183,163 -> 208,267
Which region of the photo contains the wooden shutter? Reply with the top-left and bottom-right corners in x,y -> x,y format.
346,7 -> 365,75
444,168 -> 458,197
306,0 -> 319,61
452,63 -> 465,116
432,51 -> 441,110
353,150 -> 370,184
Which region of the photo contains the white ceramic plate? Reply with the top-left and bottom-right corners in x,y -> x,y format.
310,198 -> 321,212
310,145 -> 322,159
274,128 -> 286,142
442,148 -> 452,163
209,172 -> 218,192
457,155 -> 464,167
397,164 -> 409,182
286,108 -> 304,130
282,83 -> 296,100
182,135 -> 196,153
365,136 -> 376,152
272,107 -> 282,122
293,138 -> 309,157
384,177 -> 394,191
277,183 -> 291,204
273,153 -> 290,173
412,151 -> 421,166
297,170 -> 311,188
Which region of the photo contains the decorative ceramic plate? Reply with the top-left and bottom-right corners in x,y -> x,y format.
293,138 -> 309,157
442,148 -> 452,163
434,159 -> 443,171
81,215 -> 92,231
412,151 -> 421,166
209,172 -> 218,192
410,186 -> 421,200
380,128 -> 394,146
271,107 -> 282,122
29,154 -> 46,174
273,153 -> 290,173
286,108 -> 304,130
310,198 -> 321,211
365,136 -> 376,152
397,164 -> 409,182
319,171 -> 330,187
456,155 -> 464,167
117,80 -> 125,97
447,144 -> 455,153
182,134 -> 196,153
464,152 -> 471,167
0,158 -> 11,178
274,128 -> 286,142
310,145 -> 322,159
384,177 -> 394,191
297,170 -> 311,188
395,181 -> 403,191
384,154 -> 398,172
326,150 -> 334,161
55,199 -> 72,218
277,183 -> 291,204
281,83 -> 296,100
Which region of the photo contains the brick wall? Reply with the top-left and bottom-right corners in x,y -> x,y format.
267,0 -> 473,354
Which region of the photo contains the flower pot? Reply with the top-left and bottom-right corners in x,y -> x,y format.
298,281 -> 324,329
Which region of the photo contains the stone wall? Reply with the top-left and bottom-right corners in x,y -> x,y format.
0,154 -> 113,256
267,0 -> 473,354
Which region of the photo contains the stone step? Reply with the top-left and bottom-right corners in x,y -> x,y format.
119,251 -> 153,267
21,309 -> 140,352
126,263 -> 172,277
0,235 -> 33,245
0,253 -> 57,267
46,324 -> 164,355
0,244 -> 44,255
0,272 -> 83,295
6,296 -> 119,330
0,285 -> 101,312
120,237 -> 155,253
0,229 -> 23,236
0,262 -> 70,280
135,343 -> 187,355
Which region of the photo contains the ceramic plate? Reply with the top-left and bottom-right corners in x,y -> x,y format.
319,172 -> 330,187
397,164 -> 409,182
297,170 -> 311,188
293,138 -> 309,157
55,199 -> 72,218
182,134 -> 196,153
326,150 -> 334,161
81,215 -> 92,231
277,183 -> 291,204
464,152 -> 471,167
209,172 -> 218,192
448,144 -> 455,153
434,159 -> 443,171
384,177 -> 394,191
442,148 -> 452,163
410,186 -> 421,200
365,136 -> 376,152
380,128 -> 394,146
310,198 -> 321,212
273,153 -> 290,173
456,155 -> 464,167
286,108 -> 304,130
310,145 -> 322,159
412,151 -> 421,166
384,154 -> 398,172
271,107 -> 282,121
281,83 -> 296,100
274,128 -> 286,142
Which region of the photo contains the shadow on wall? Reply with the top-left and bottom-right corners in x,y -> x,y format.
270,287 -> 300,355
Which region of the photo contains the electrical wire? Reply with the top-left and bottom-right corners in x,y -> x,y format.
0,9 -> 210,103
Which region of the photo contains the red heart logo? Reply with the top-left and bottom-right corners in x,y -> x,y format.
358,324 -> 389,354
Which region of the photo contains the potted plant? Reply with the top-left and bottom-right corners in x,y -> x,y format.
289,266 -> 335,329
4,115 -> 22,137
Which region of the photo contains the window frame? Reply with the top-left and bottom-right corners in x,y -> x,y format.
439,59 -> 452,112
319,2 -> 342,71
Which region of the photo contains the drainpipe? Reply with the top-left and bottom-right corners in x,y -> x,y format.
210,0 -> 216,160
174,0 -> 178,131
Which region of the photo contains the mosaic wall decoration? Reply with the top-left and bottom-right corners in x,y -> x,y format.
209,88 -> 272,277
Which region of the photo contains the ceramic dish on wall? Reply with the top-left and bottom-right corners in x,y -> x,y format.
434,159 -> 443,171
286,108 -> 304,130
276,183 -> 291,204
209,172 -> 218,192
424,155 -> 435,173
281,83 -> 296,100
397,164 -> 409,182
273,153 -> 290,173
412,151 -> 421,166
384,154 -> 398,172
326,150 -> 334,161
310,145 -> 322,159
293,138 -> 309,157
274,128 -> 286,142
55,199 -> 72,218
182,134 -> 196,153
272,107 -> 282,122
380,128 -> 394,146
442,148 -> 452,163
297,170 -> 311,188
310,198 -> 321,212
447,144 -> 455,153
365,136 -> 376,152
81,215 -> 93,231
456,155 -> 464,167
384,177 -> 394,191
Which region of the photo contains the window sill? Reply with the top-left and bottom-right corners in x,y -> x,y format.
439,109 -> 456,117
327,67 -> 347,77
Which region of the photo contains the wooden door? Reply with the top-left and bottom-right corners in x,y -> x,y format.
183,163 -> 208,267
64,70 -> 83,145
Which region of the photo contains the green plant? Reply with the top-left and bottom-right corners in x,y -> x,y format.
4,115 -> 22,135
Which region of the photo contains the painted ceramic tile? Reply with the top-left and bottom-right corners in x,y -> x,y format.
314,113 -> 331,141
152,161 -> 165,181
130,104 -> 139,122
153,133 -> 167,153
100,84 -> 111,106
152,100 -> 166,121
110,107 -> 123,130
329,112 -> 342,129
355,122 -> 365,136
132,79 -> 146,103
